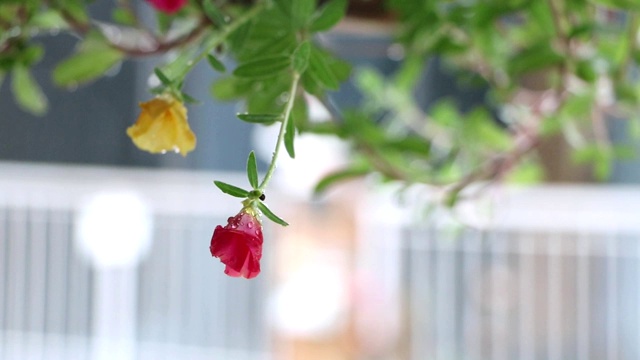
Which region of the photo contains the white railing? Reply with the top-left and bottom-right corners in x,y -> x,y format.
0,161 -> 272,360
357,185 -> 640,360
3,160 -> 640,359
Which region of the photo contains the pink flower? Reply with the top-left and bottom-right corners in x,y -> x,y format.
145,0 -> 187,14
210,211 -> 263,279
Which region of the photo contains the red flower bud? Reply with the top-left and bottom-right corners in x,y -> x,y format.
145,0 -> 187,14
210,211 -> 263,279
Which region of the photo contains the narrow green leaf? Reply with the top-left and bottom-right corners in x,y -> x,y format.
309,0 -> 347,32
257,201 -> 289,226
314,166 -> 369,195
207,54 -> 226,72
154,68 -> 172,86
292,0 -> 316,29
233,55 -> 291,79
213,180 -> 250,198
292,41 -> 311,74
180,91 -> 201,104
247,151 -> 259,189
52,46 -> 123,87
284,115 -> 296,158
12,66 -> 48,116
237,113 -> 282,124
202,0 -> 228,25
228,21 -> 253,52
307,46 -> 339,90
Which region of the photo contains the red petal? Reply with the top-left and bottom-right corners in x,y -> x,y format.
145,0 -> 187,14
210,211 -> 263,279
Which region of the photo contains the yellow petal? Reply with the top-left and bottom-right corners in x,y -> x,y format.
126,96 -> 196,156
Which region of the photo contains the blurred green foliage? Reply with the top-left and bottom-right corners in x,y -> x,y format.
2,0 -> 640,205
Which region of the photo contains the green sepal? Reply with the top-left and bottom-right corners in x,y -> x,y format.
180,91 -> 201,104
207,54 -> 227,72
257,201 -> 289,226
154,68 -> 173,87
213,180 -> 250,198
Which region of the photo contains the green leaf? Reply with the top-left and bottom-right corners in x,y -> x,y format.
228,21 -> 254,52
285,114 -> 296,158
180,91 -> 201,104
211,77 -> 253,101
309,0 -> 347,32
257,201 -> 289,226
508,42 -> 564,76
273,0 -> 293,18
588,0 -> 640,10
29,10 -> 69,30
314,166 -> 369,195
506,161 -> 543,184
292,0 -> 316,29
154,68 -> 173,86
213,180 -> 250,198
247,151 -> 259,189
112,8 -> 136,25
202,0 -> 227,25
207,54 -> 226,72
52,36 -> 123,87
292,41 -> 311,74
11,66 -> 47,116
233,55 -> 291,79
307,46 -> 339,90
237,113 -> 282,124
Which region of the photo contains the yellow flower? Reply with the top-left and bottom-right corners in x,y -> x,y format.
126,95 -> 196,156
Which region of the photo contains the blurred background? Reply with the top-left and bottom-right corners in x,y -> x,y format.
2,2 -> 640,360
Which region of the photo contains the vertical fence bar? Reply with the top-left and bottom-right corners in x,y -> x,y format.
6,207 -> 27,360
435,227 -> 455,360
546,233 -> 562,360
518,234 -> 535,360
26,209 -> 48,359
463,229 -> 483,360
576,234 -> 590,360
607,233 -> 619,360
492,231 -> 511,360
409,226 -> 432,360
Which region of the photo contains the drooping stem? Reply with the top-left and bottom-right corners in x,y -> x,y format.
258,72 -> 301,191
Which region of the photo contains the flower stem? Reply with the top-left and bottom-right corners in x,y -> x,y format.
258,72 -> 300,191
176,1 -> 266,81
